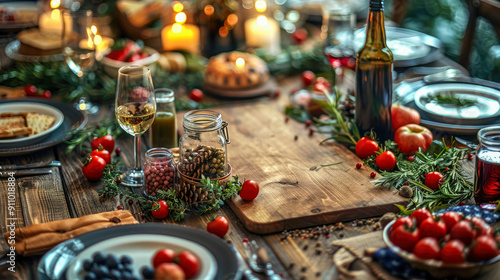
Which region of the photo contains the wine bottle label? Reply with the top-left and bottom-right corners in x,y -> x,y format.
369,0 -> 384,11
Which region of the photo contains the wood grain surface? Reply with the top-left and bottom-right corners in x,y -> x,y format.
220,101 -> 407,234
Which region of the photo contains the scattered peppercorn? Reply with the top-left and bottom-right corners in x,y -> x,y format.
285,116 -> 290,123
294,135 -> 298,141
301,267 -> 307,272
305,120 -> 312,127
370,172 -> 376,178
308,128 -> 314,136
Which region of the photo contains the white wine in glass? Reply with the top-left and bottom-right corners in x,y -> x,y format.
115,66 -> 156,187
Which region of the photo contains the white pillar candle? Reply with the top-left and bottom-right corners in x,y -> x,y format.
161,23 -> 200,54
39,9 -> 72,36
244,15 -> 280,54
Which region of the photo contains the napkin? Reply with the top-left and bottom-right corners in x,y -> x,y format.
3,210 -> 138,256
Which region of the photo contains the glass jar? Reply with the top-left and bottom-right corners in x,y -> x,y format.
178,110 -> 230,179
151,88 -> 178,148
144,148 -> 176,196
474,126 -> 500,203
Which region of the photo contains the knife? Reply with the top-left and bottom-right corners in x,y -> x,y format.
0,169 -> 53,177
0,161 -> 61,170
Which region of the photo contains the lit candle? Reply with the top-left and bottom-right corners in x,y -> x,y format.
244,15 -> 280,54
235,57 -> 245,68
39,9 -> 72,36
161,23 -> 200,54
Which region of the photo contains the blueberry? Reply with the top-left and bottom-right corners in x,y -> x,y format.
84,272 -> 97,280
122,271 -> 134,280
83,259 -> 94,271
92,265 -> 110,278
120,255 -> 133,265
92,252 -> 106,265
105,254 -> 119,269
141,266 -> 155,279
110,269 -> 122,279
123,264 -> 134,273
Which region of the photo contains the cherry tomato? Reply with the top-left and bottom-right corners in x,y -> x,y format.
390,224 -> 420,252
91,135 -> 115,153
355,137 -> 379,159
410,208 -> 432,227
440,212 -> 461,233
301,70 -> 315,87
375,151 -> 396,171
189,89 -> 204,102
450,220 -> 476,245
424,171 -> 444,190
471,217 -> 489,232
315,77 -> 331,92
24,85 -> 37,96
175,251 -> 200,278
412,237 -> 440,260
440,240 -> 466,264
240,180 -> 259,201
152,248 -> 175,268
90,144 -> 111,164
82,155 -> 107,181
155,263 -> 185,280
151,200 -> 169,219
419,217 -> 447,240
41,90 -> 52,99
206,216 -> 229,238
391,217 -> 413,233
468,235 -> 500,262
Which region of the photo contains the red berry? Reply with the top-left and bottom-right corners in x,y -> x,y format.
141,213 -> 146,217
41,90 -> 51,99
110,167 -> 114,171
117,206 -> 123,210
96,124 -> 101,128
356,163 -> 362,169
308,128 -> 314,136
404,182 -> 409,186
111,198 -> 114,201
115,147 -> 122,155
370,172 -> 376,178
116,178 -> 121,184
243,238 -> 249,243
305,120 -> 312,127
445,167 -> 449,171
24,85 -> 37,96
467,153 -> 473,160
407,156 -> 415,162
128,199 -> 133,205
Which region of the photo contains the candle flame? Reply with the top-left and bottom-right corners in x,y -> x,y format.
175,12 -> 187,24
204,5 -> 214,16
255,0 -> 267,13
235,58 -> 245,68
50,0 -> 60,9
86,27 -> 94,48
94,35 -> 102,45
172,23 -> 182,33
50,9 -> 60,19
256,15 -> 268,26
91,25 -> 97,35
173,1 -> 184,13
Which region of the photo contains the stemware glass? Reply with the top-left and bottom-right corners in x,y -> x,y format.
115,66 -> 156,186
62,9 -> 99,114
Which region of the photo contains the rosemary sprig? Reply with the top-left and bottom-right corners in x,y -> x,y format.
428,92 -> 478,107
64,119 -> 124,154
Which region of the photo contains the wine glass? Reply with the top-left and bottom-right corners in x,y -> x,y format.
62,9 -> 99,114
322,6 -> 356,84
115,66 -> 156,187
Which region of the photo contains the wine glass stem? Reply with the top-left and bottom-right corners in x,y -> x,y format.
134,135 -> 141,171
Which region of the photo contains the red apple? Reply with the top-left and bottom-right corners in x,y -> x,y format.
391,103 -> 420,132
155,263 -> 186,280
394,124 -> 433,155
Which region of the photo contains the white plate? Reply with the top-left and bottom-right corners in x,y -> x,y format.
414,83 -> 500,124
65,234 -> 217,280
0,102 -> 64,145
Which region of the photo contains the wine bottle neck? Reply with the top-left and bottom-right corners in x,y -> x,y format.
364,9 -> 387,47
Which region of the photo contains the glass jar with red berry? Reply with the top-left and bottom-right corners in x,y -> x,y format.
144,148 -> 176,197
474,126 -> 500,203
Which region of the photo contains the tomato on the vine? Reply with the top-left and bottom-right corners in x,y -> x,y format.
468,235 -> 499,262
151,200 -> 169,219
175,251 -> 200,278
424,171 -> 444,190
390,224 -> 420,252
355,137 -> 379,159
90,144 -> 111,164
240,180 -> 259,201
440,212 -> 461,232
412,237 -> 440,260
207,216 -> 229,238
82,155 -> 107,181
152,248 -> 175,268
301,71 -> 315,87
440,240 -> 466,264
450,220 -> 476,245
91,135 -> 115,153
410,208 -> 432,226
419,217 -> 447,240
375,151 -> 396,171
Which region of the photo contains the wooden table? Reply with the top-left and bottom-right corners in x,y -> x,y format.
0,57 -> 494,280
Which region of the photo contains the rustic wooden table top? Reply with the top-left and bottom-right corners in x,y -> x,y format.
0,56 -> 495,280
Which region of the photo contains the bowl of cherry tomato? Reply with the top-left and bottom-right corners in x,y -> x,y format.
100,39 -> 160,78
383,209 -> 500,278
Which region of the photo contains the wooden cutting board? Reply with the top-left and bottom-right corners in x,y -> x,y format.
210,102 -> 407,234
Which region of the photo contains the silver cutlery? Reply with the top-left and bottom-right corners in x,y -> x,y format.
0,160 -> 61,170
228,241 -> 259,280
0,168 -> 53,177
244,240 -> 282,280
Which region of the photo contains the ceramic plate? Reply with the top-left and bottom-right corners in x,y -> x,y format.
37,224 -> 239,280
0,102 -> 64,146
354,27 -> 442,68
0,99 -> 87,156
66,234 -> 217,280
5,40 -> 64,62
414,83 -> 500,125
